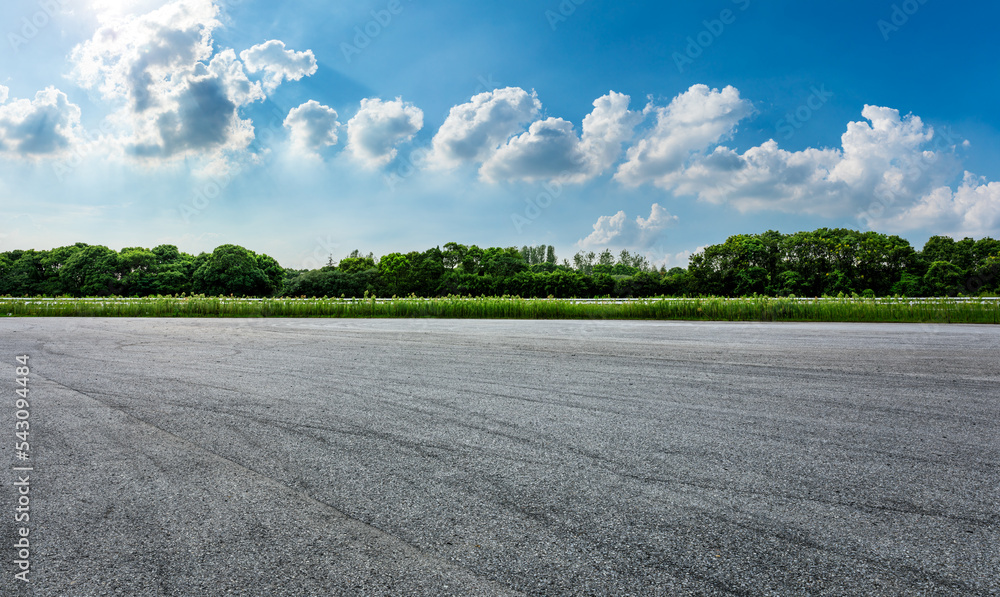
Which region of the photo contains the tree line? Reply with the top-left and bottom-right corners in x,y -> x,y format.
0,244 -> 284,298
1,229 -> 998,298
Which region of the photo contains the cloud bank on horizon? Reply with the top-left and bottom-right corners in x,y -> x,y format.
2,0 -> 998,265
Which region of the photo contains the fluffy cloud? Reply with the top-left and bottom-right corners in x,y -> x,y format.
0,85 -> 8,104
480,91 -> 641,184
662,141 -> 847,214
71,0 -> 221,108
284,100 -> 340,154
127,48 -> 262,159
346,97 -> 423,169
427,87 -> 541,169
615,84 -> 752,186
881,173 -> 1000,237
240,40 -> 318,93
580,92 -> 644,176
579,203 -> 677,248
659,105 -> 961,221
69,0 -> 311,166
0,87 -> 82,157
480,118 -> 586,183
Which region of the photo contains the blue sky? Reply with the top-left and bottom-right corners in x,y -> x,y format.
1,0 -> 999,268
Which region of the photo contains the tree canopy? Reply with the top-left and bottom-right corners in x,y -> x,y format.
2,229 -> 998,298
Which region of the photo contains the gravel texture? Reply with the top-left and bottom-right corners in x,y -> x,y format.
1,318 -> 998,596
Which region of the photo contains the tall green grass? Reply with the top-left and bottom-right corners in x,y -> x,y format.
1,296 -> 998,323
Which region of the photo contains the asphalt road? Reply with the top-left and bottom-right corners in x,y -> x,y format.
1,318 -> 998,596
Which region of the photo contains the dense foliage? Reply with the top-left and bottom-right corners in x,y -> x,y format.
0,243 -> 283,298
1,229 -> 998,298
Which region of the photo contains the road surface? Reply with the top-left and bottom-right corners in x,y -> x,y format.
1,318 -> 998,595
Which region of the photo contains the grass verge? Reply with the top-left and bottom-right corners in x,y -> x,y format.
1,296 -> 998,323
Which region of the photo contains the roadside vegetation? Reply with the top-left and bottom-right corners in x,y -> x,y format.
1,229 -> 998,304
2,296 -> 998,324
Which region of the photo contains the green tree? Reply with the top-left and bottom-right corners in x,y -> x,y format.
572,251 -> 596,275
822,270 -> 854,296
920,236 -> 975,271
973,238 -> 1000,263
481,247 -> 527,277
336,257 -> 374,273
923,261 -> 964,296
689,234 -> 777,296
442,242 -> 467,270
3,251 -> 49,296
853,232 -> 918,295
598,249 -> 615,267
460,245 -> 484,274
192,245 -> 270,296
378,252 -> 412,295
118,247 -> 159,296
967,255 -> 1000,294
774,270 -> 807,296
0,253 -> 12,295
40,244 -> 87,294
545,245 -> 557,264
890,273 -> 924,297
660,267 -> 691,296
60,245 -> 120,296
407,248 -> 445,295
256,253 -> 285,296
147,245 -> 197,295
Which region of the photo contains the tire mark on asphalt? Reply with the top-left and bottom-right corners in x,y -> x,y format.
458,470 -> 755,597
714,515 -> 992,595
40,376 -> 527,597
555,442 -> 1000,529
70,375 -> 1000,533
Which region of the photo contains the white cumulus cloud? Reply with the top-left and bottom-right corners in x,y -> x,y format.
69,0 -> 314,167
0,85 -> 8,104
481,91 -> 641,184
284,100 -> 340,154
579,203 -> 677,249
658,105 -> 962,223
615,84 -> 753,187
580,91 -> 645,176
480,118 -> 587,183
240,40 -> 318,93
427,87 -> 541,170
882,173 -> 1000,237
0,87 -> 82,157
71,0 -> 221,108
346,97 -> 423,169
